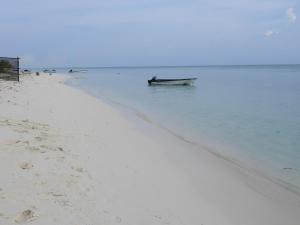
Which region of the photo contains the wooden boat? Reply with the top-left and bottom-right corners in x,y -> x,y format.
148,76 -> 197,86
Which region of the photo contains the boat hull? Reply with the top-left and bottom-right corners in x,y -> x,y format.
148,78 -> 196,86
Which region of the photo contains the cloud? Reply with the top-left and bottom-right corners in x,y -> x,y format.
287,7 -> 296,23
263,7 -> 296,39
264,30 -> 275,37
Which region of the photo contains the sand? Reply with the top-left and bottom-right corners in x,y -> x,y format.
0,73 -> 300,225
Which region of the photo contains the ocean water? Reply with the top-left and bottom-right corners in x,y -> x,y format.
65,65 -> 300,188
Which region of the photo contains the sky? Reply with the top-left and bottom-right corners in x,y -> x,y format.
0,0 -> 299,68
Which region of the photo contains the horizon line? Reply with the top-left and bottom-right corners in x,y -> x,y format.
27,63 -> 300,69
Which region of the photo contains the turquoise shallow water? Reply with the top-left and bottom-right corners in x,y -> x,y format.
65,65 -> 300,187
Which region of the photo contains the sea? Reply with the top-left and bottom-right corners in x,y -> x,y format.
62,65 -> 300,188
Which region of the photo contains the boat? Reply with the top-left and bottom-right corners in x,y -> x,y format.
21,69 -> 31,74
43,69 -> 56,73
148,76 -> 197,86
69,69 -> 87,73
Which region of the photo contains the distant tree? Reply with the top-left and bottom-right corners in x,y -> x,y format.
0,60 -> 13,73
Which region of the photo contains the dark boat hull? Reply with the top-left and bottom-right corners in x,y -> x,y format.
148,78 -> 197,86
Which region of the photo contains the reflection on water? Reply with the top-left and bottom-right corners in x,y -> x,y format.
148,84 -> 196,94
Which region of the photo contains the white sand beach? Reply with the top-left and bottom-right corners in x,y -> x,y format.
0,73 -> 300,225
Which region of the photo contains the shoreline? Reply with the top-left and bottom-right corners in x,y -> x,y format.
66,73 -> 300,193
1,73 -> 300,225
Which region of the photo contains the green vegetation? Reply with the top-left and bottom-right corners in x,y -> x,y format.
0,60 -> 13,73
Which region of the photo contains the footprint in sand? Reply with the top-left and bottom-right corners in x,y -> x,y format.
48,192 -> 66,197
71,165 -> 84,173
57,147 -> 64,152
19,162 -> 34,170
39,145 -> 62,153
49,193 -> 72,207
14,209 -> 37,223
26,146 -> 40,152
39,145 -> 49,149
34,136 -> 43,142
18,130 -> 29,134
115,216 -> 122,223
47,192 -> 72,207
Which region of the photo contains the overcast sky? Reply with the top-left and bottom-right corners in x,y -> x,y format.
0,0 -> 299,68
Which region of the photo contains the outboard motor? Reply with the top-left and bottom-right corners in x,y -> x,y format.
148,76 -> 157,85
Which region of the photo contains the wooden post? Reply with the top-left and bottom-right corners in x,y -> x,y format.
17,57 -> 20,82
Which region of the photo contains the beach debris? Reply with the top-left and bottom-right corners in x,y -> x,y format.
19,162 -> 34,170
14,209 -> 37,223
57,147 -> 64,151
282,167 -> 293,170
